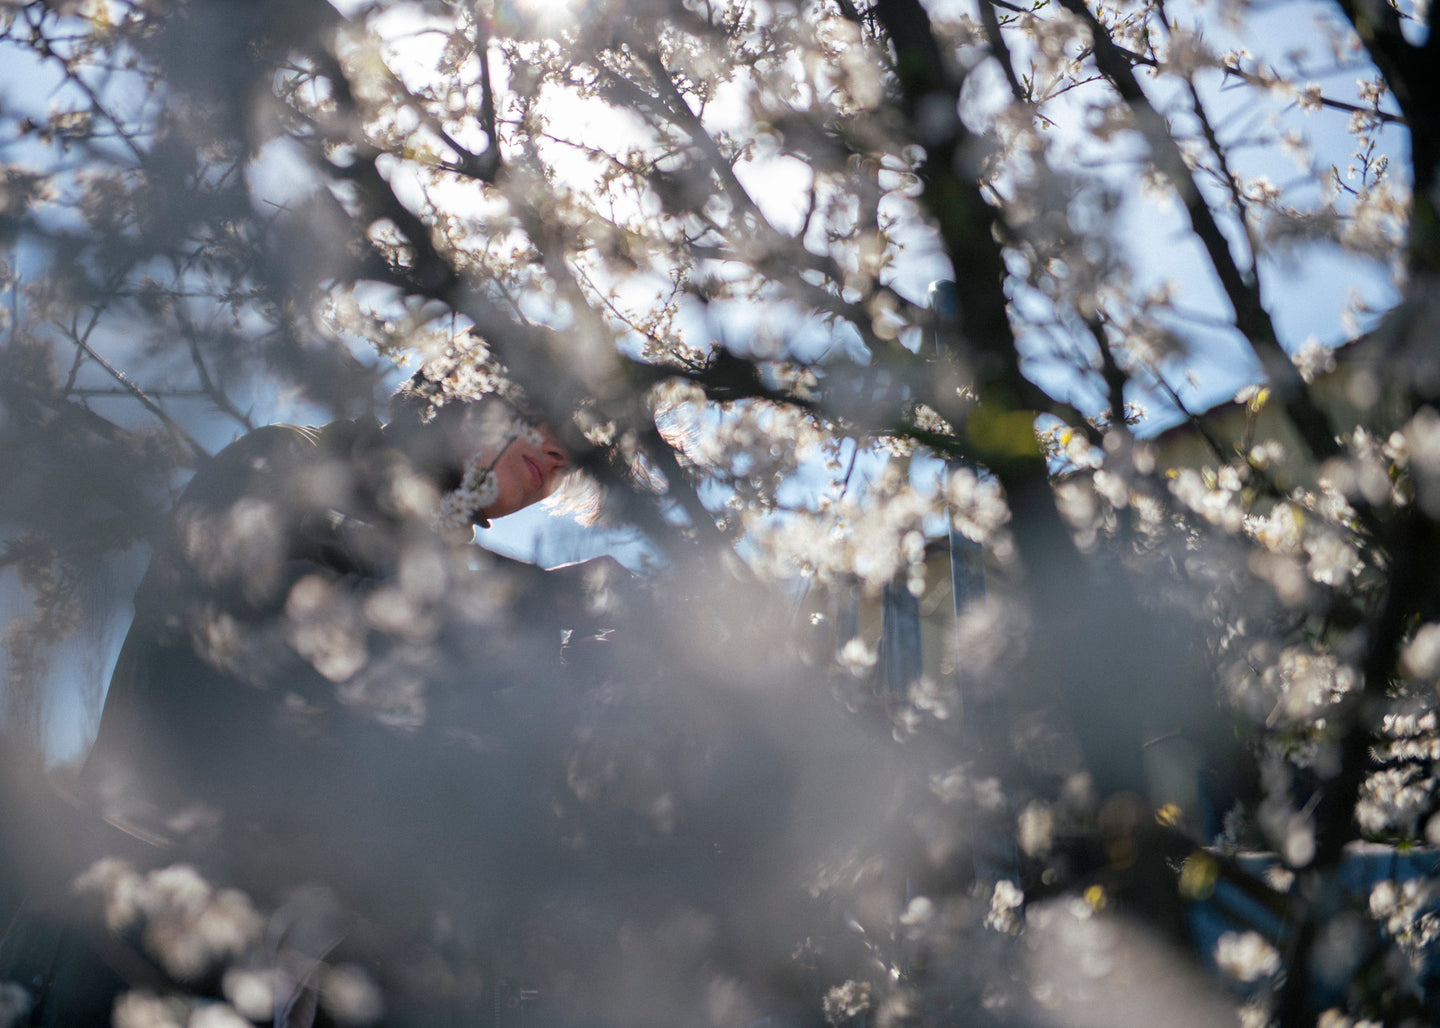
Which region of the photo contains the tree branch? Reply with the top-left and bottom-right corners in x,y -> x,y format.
1057,0 -> 1340,464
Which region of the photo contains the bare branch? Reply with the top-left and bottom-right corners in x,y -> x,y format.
1058,0 -> 1340,464
979,0 -> 1026,102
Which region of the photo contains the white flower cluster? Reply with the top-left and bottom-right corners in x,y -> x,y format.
1018,801 -> 1056,856
1292,337 -> 1337,383
1392,407 -> 1440,517
837,636 -> 877,676
405,337 -> 526,421
74,859 -> 262,983
1401,625 -> 1440,681
1170,465 -> 1247,533
1319,428 -> 1395,508
1297,82 -> 1325,113
1215,930 -> 1281,982
1317,1010 -> 1381,1028
1369,878 -> 1440,953
908,675 -> 958,721
1239,490 -> 1362,599
114,991 -> 249,1028
984,879 -> 1025,934
1357,766 -> 1436,838
1157,26 -> 1220,75
1222,645 -> 1355,767
928,764 -> 1006,811
1055,475 -> 1117,553
946,466 -> 1013,557
436,453 -> 501,531
286,573 -> 368,683
822,980 -> 872,1024
744,462 -> 935,595
813,15 -> 886,112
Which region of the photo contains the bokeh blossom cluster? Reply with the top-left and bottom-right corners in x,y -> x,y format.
2,0 -> 1438,1022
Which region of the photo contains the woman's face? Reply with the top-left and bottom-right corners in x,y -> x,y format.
482,421 -> 571,518
445,405 -> 571,521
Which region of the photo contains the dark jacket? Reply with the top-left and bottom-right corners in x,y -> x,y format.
83,417 -> 574,888
0,420 -> 577,1024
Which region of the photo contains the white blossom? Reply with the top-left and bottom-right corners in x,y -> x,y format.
985,879 -> 1024,934
1215,930 -> 1281,982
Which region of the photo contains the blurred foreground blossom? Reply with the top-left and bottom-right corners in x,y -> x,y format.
74,861 -> 262,982
1214,930 -> 1282,983
1025,902 -> 1241,1028
0,983 -> 32,1028
823,979 -> 872,1024
1,0 -> 1439,1020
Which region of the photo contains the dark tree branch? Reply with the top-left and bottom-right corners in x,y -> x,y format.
1057,0 -> 1340,465
868,0 -> 1070,474
1275,506 -> 1440,1027
180,317 -> 256,433
1331,0 -> 1440,273
1084,316 -> 1129,434
471,11 -> 502,182
68,334 -> 207,461
979,0 -> 1026,102
594,50 -> 850,288
1107,40 -> 1407,127
1180,74 -> 1259,282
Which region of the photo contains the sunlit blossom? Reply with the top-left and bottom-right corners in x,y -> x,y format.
1215,930 -> 1281,982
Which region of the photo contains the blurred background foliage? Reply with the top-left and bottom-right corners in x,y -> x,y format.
1,0 -> 1439,1022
